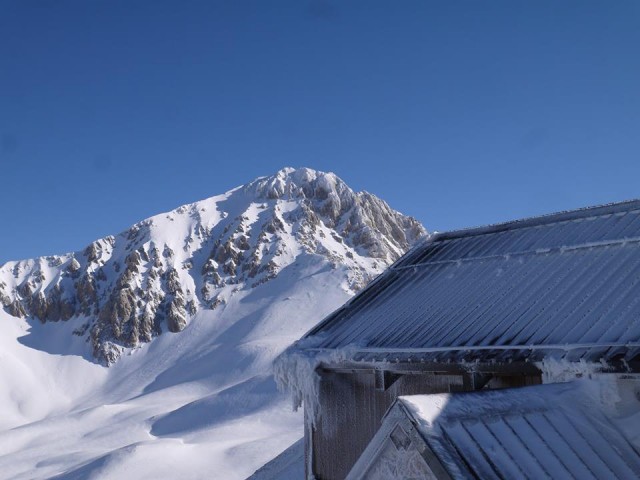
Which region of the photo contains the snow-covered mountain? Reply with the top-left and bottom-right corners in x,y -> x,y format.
0,167 -> 426,480
0,167 -> 424,365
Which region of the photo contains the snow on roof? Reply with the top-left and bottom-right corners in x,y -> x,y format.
295,199 -> 640,364
394,382 -> 640,479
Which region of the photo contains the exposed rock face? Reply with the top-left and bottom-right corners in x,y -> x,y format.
0,168 -> 427,365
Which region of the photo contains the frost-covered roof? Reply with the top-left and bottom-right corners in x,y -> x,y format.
297,199 -> 640,364
400,382 -> 640,479
347,380 -> 640,480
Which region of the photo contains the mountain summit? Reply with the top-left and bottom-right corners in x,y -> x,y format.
0,168 -> 426,365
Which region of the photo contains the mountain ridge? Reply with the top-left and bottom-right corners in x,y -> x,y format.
0,167 -> 426,365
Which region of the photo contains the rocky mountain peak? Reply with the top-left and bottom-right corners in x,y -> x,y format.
0,168 -> 427,365
247,167 -> 344,201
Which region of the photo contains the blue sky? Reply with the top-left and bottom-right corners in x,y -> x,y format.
1,1 -> 639,263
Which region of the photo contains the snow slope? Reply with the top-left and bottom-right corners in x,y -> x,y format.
0,168 -> 426,479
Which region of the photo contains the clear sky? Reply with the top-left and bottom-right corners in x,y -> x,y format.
1,1 -> 639,263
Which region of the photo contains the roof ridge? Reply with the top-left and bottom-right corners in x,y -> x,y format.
432,198 -> 640,242
392,235 -> 640,270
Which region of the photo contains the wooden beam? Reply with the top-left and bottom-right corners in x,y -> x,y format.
374,370 -> 403,391
463,372 -> 493,391
322,360 -> 544,376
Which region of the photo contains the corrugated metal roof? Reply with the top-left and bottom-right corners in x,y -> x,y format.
298,199 -> 640,364
397,382 -> 640,480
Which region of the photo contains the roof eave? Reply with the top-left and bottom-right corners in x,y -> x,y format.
309,354 -> 640,375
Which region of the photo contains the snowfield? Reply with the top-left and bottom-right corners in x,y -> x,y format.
0,259 -> 349,479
